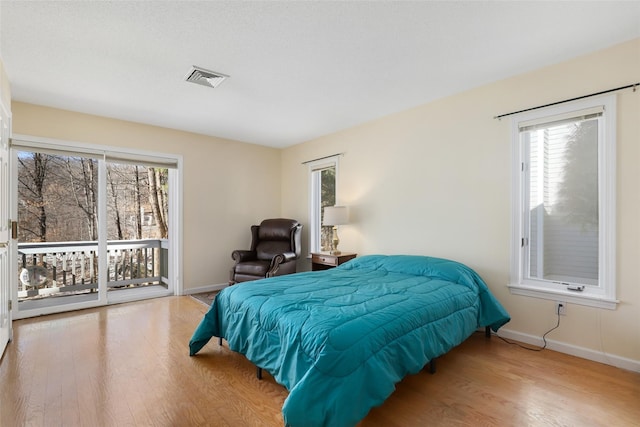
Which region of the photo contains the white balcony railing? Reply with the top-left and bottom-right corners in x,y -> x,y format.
18,239 -> 168,300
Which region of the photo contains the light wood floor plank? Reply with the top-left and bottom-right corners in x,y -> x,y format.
1,296 -> 638,426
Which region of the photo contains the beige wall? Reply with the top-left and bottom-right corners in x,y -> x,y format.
282,38 -> 640,364
11,102 -> 283,291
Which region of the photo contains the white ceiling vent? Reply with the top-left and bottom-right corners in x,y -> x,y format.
185,66 -> 229,89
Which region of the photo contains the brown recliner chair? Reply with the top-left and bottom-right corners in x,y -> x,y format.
229,218 -> 303,285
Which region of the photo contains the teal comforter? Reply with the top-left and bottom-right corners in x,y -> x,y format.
189,255 -> 510,427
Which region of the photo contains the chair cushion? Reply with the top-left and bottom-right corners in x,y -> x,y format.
258,218 -> 298,241
256,241 -> 292,261
234,260 -> 270,276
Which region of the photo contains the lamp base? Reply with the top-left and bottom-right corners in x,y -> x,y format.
330,227 -> 341,255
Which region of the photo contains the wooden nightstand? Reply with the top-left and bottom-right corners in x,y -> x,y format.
311,252 -> 357,271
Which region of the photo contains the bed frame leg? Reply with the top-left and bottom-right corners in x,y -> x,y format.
428,358 -> 436,374
485,326 -> 491,338
257,367 -> 263,380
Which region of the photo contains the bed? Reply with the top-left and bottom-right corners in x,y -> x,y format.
189,254 -> 510,427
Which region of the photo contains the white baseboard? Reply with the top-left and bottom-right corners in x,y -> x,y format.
497,327 -> 640,373
183,283 -> 228,295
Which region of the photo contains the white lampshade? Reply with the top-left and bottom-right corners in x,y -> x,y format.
323,206 -> 348,226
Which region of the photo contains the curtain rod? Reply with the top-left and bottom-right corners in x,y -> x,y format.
494,82 -> 639,120
301,152 -> 344,165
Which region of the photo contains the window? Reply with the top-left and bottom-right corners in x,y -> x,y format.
509,95 -> 617,309
308,156 -> 338,253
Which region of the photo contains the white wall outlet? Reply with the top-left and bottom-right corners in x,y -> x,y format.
556,301 -> 567,316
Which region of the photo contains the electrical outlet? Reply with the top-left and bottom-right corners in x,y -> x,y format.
556,301 -> 567,316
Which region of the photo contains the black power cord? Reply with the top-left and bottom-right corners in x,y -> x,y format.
491,304 -> 562,352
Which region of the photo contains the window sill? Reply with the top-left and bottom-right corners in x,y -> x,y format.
508,284 -> 618,310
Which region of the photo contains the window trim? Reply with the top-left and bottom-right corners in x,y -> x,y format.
508,95 -> 618,310
308,155 -> 339,254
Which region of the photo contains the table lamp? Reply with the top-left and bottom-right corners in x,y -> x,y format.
322,206 -> 348,255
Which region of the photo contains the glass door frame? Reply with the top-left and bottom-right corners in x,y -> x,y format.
10,134 -> 183,319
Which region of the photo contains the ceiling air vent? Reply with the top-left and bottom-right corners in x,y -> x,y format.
185,66 -> 229,89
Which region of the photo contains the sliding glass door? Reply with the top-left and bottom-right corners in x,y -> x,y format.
16,151 -> 102,311
11,137 -> 181,319
105,161 -> 170,303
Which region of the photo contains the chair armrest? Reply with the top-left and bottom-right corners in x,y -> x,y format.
269,251 -> 297,270
280,251 -> 298,264
232,250 -> 257,263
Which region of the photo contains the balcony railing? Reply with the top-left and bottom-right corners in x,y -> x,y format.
18,239 -> 168,300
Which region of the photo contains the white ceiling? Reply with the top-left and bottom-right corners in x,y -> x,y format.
1,1 -> 639,148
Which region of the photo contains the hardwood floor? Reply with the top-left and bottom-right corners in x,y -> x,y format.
1,296 -> 638,426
